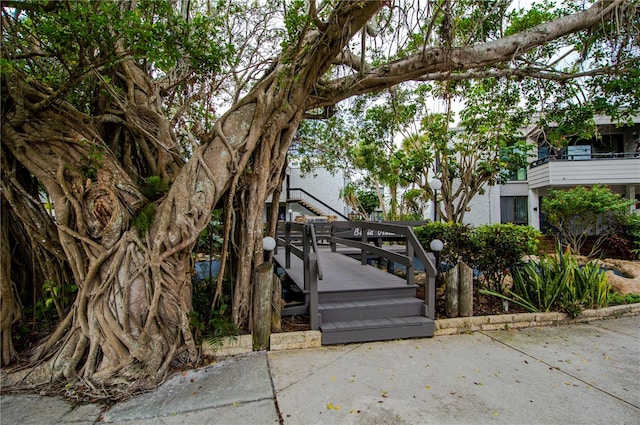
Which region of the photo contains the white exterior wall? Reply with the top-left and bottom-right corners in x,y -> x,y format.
282,165 -> 350,219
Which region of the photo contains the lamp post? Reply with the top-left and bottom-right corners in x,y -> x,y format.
288,208 -> 293,222
429,178 -> 442,222
429,238 -> 444,283
263,236 -> 276,263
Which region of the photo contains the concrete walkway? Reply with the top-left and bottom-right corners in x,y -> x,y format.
2,315 -> 638,424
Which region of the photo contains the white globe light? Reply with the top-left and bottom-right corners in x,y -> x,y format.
430,239 -> 444,252
262,236 -> 276,252
429,178 -> 442,191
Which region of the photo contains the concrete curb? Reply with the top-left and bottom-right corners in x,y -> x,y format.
204,303 -> 640,356
435,302 -> 640,335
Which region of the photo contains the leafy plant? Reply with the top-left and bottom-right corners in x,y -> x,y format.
78,144 -> 106,181
415,222 -> 540,291
24,280 -> 78,329
481,247 -> 611,316
141,176 -> 168,200
414,222 -> 475,266
607,292 -> 640,305
132,203 -> 157,238
190,275 -> 238,348
542,185 -> 634,257
620,213 -> 640,260
472,223 -> 541,292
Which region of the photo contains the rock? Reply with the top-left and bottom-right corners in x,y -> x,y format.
606,270 -> 640,295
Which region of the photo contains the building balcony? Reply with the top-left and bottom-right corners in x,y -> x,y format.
528,152 -> 640,189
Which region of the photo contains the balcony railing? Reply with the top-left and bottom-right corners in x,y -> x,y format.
530,151 -> 639,168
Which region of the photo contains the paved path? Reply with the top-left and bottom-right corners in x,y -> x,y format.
2,315 -> 638,424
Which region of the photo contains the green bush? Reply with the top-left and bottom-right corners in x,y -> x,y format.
472,223 -> 541,292
621,213 -> 640,259
416,222 -> 540,291
542,185 -> 634,257
414,222 -> 475,266
481,248 -> 611,316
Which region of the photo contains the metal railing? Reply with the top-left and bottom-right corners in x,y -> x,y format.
287,187 -> 350,221
530,151 -> 640,168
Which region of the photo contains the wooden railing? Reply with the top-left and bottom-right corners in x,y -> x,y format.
328,221 -> 437,319
276,222 -> 322,329
276,221 -> 438,321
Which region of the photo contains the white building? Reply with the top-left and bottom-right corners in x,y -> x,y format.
266,163 -> 351,222
272,116 -> 640,230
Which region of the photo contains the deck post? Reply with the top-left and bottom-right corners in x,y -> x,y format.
285,221 -> 291,269
309,253 -> 319,330
425,271 -> 436,319
361,223 -> 368,265
253,262 -> 273,350
303,224 -> 310,291
330,225 -> 337,252
445,263 -> 459,318
406,242 -> 414,287
458,261 -> 473,317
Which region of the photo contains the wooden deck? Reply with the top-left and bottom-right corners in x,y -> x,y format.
274,245 -> 412,296
273,226 -> 435,345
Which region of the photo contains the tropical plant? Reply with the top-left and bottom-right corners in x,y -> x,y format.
542,185 -> 634,257
481,248 -> 611,316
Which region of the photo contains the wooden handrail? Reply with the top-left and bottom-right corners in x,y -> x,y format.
275,222 -> 322,329
275,220 -> 436,325
328,221 -> 437,320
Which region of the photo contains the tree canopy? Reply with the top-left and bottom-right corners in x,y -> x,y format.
2,0 -> 638,399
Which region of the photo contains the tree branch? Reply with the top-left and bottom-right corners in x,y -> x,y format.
308,0 -> 624,109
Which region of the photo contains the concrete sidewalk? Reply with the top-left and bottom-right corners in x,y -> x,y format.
2,315 -> 638,424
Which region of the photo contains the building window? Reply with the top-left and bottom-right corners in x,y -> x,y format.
507,167 -> 527,181
501,196 -> 528,225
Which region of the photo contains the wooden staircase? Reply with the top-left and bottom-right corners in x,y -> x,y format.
275,221 -> 437,346
318,284 -> 434,345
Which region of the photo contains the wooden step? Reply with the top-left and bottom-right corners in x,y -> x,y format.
320,316 -> 435,345
319,297 -> 424,323
318,285 -> 417,302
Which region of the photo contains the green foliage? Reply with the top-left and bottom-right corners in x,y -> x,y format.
196,209 -> 224,254
24,280 -> 78,329
78,143 -> 105,181
481,248 -> 611,316
281,0 -> 309,54
607,292 -> 640,306
141,176 -> 168,200
415,222 -> 540,291
414,222 -> 475,266
542,185 -> 634,256
132,203 -> 157,238
357,188 -> 380,216
190,270 -> 237,347
505,1 -> 560,36
621,213 -> 640,260
3,0 -> 231,109
473,223 -> 541,292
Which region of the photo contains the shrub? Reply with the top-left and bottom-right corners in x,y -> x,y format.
472,223 -> 541,292
414,222 -> 475,266
542,185 -> 634,257
621,213 -> 640,259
